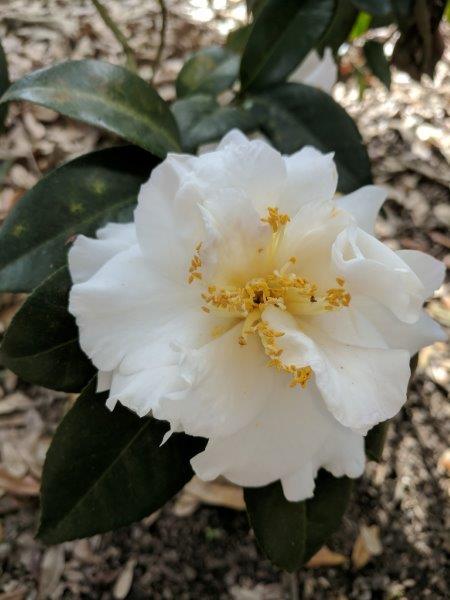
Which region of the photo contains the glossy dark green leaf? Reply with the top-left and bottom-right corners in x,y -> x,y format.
317,0 -> 359,53
176,47 -> 240,98
245,481 -> 307,572
365,421 -> 390,462
350,0 -> 391,15
364,40 -> 391,89
246,0 -> 266,17
0,39 -> 9,131
38,378 -> 206,544
304,471 -> 353,561
246,82 -> 372,193
245,471 -> 353,571
226,24 -> 252,54
0,145 -> 155,293
240,0 -> 334,92
0,267 -> 95,392
0,60 -> 180,156
172,95 -> 257,153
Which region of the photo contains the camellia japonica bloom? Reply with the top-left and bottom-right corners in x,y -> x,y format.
289,48 -> 338,93
69,131 -> 446,501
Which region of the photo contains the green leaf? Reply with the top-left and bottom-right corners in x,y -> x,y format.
226,24 -> 252,54
0,267 -> 95,392
245,481 -> 307,572
172,95 -> 257,153
365,421 -> 389,462
364,40 -> 391,89
245,82 -> 372,193
0,39 -> 9,131
38,378 -> 205,544
240,0 -> 334,92
317,0 -> 359,53
0,60 -> 180,156
349,11 -> 372,39
176,47 -> 240,98
350,0 -> 391,15
0,145 -> 154,293
245,471 -> 353,571
304,471 -> 353,561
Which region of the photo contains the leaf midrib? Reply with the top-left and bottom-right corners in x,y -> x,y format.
5,84 -> 180,153
40,416 -> 153,539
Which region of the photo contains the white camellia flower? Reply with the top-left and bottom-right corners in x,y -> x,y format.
68,131 -> 445,501
289,48 -> 338,93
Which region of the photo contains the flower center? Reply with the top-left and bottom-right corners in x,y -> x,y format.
188,207 -> 351,389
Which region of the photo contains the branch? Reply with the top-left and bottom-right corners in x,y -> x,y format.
91,0 -> 138,73
152,0 -> 168,83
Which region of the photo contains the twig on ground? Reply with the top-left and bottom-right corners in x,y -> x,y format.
152,0 -> 168,83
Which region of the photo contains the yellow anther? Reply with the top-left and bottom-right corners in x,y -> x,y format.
336,276 -> 345,287
261,206 -> 291,233
188,242 -> 203,284
201,306 -> 210,313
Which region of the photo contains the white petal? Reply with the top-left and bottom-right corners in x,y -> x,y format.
195,132 -> 287,216
262,305 -> 410,434
154,323 -> 275,438
69,244 -> 209,373
97,370 -> 113,393
135,153 -> 205,283
336,185 -> 387,235
199,187 -> 271,285
106,364 -> 181,417
68,222 -> 137,284
280,147 -> 338,216
281,465 -> 315,501
353,296 -> 447,355
397,250 -> 445,299
332,226 -> 425,323
289,49 -> 338,94
192,382 -> 365,501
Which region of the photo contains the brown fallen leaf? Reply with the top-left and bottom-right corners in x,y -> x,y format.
38,546 -> 65,600
0,466 -> 40,496
184,477 -> 245,511
437,449 -> 450,474
113,558 -> 137,600
0,392 -> 33,415
0,589 -> 28,600
351,525 -> 383,569
306,545 -> 347,568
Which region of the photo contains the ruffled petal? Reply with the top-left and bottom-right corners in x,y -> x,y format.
69,244 -> 212,373
154,323 -> 276,438
397,249 -> 445,299
336,185 -> 387,235
192,382 -> 365,500
135,153 -> 205,284
280,147 -> 338,216
262,305 -> 410,434
69,222 -> 137,284
353,295 -> 447,355
194,130 -> 287,216
332,226 -> 425,323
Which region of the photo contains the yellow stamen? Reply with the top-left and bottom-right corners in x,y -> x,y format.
261,206 -> 290,233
